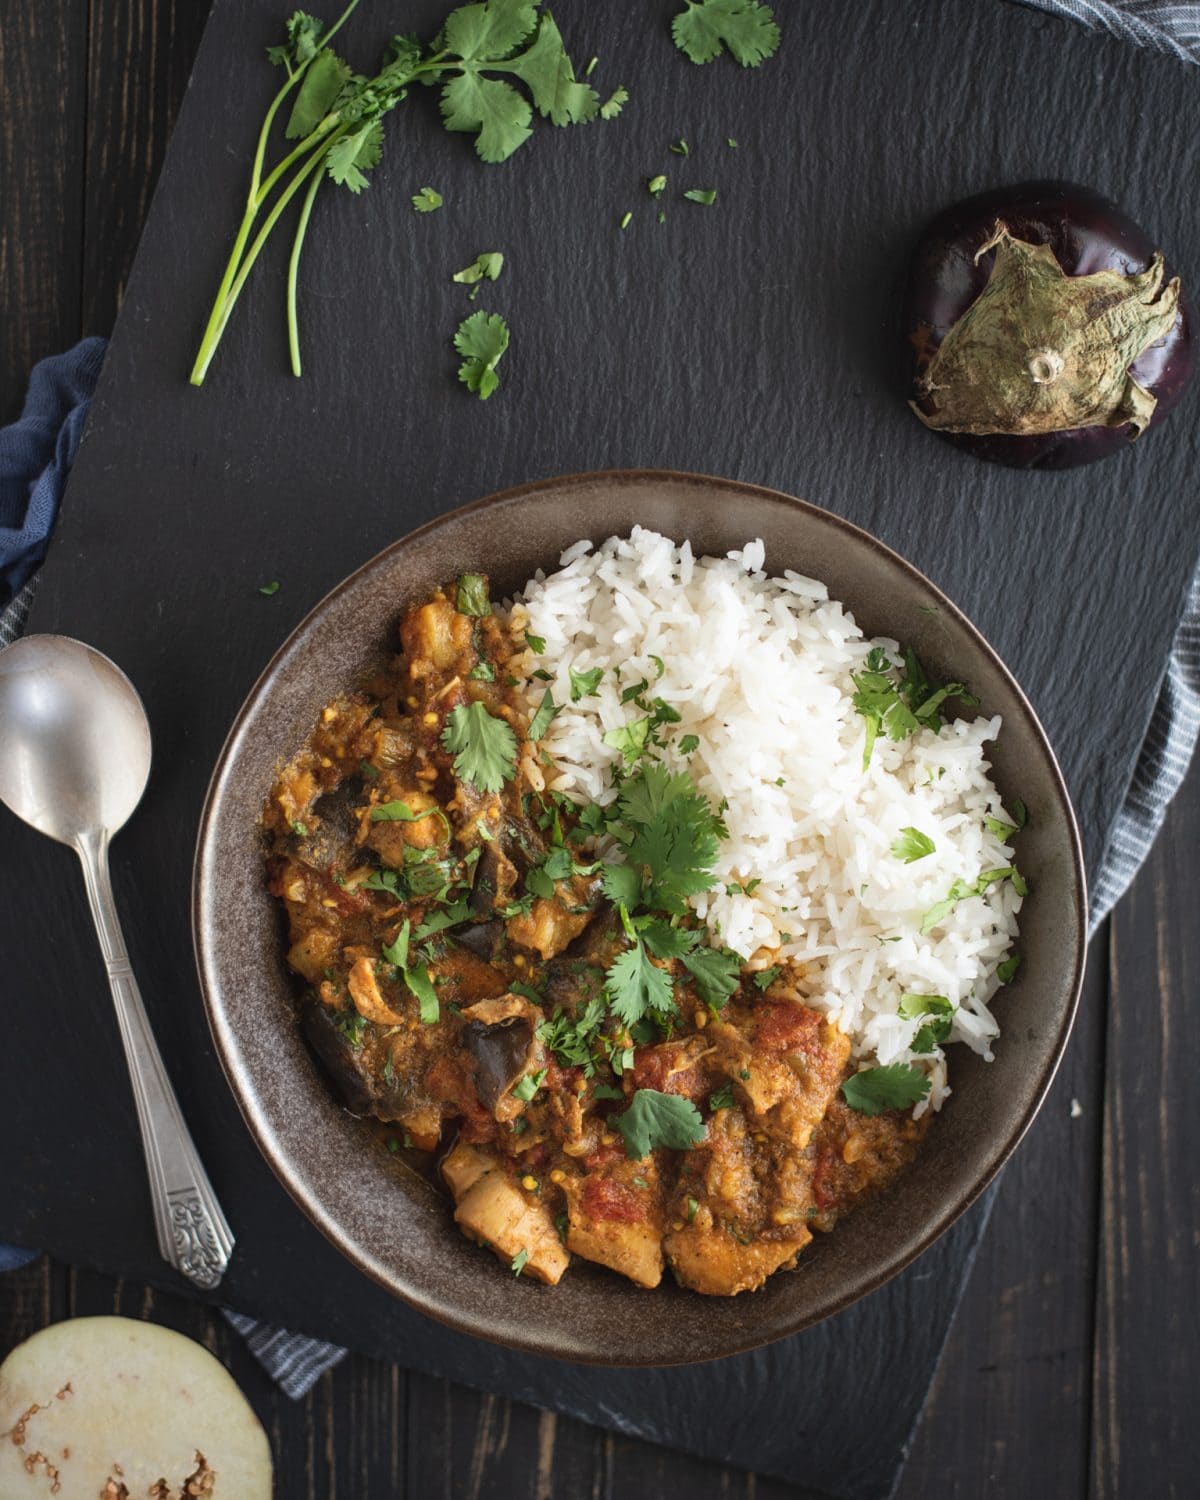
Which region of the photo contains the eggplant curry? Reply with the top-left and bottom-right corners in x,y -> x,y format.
263,575 -> 928,1294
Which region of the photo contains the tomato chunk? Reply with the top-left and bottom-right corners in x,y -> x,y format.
582,1176 -> 645,1224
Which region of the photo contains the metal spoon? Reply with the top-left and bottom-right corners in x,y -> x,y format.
0,634 -> 233,1290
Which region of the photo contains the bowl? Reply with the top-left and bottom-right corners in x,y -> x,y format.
193,470 -> 1087,1363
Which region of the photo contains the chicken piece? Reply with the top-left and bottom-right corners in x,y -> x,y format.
704,1021 -> 796,1116
664,1218 -> 811,1296
506,895 -> 594,961
442,1142 -> 569,1285
347,956 -> 406,1026
563,1167 -> 664,1289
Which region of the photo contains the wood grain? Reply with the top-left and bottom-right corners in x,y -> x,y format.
1093,768 -> 1200,1497
0,0 -> 88,420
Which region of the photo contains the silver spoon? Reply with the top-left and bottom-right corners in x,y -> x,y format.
0,634 -> 233,1290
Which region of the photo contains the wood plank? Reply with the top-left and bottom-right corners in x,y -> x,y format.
899,938 -> 1107,1498
81,0 -> 211,332
0,0 -> 88,419
1093,759 -> 1200,1497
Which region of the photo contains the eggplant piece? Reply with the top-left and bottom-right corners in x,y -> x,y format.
462,1016 -> 535,1111
469,839 -> 518,918
299,996 -> 409,1118
904,180 -> 1194,469
453,919 -> 502,958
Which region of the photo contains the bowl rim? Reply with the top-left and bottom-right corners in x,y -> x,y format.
192,466 -> 1088,1363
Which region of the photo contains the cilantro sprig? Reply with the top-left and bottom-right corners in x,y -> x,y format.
612,1088 -> 705,1159
841,1063 -> 931,1116
191,0 -> 607,384
455,310 -> 511,399
853,645 -> 978,769
441,699 -> 518,791
671,0 -> 781,67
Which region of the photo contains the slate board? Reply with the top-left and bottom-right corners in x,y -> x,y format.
2,0 -> 1198,1494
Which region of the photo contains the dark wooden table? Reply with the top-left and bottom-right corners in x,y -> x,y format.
1,3 -> 1195,1494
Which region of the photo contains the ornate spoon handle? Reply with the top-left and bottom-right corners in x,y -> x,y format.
75,828 -> 234,1289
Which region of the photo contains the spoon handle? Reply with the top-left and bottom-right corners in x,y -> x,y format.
76,829 -> 235,1290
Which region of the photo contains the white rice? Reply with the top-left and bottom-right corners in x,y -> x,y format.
509,528 -> 1022,1111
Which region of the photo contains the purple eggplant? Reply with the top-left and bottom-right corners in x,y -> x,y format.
904,181 -> 1194,470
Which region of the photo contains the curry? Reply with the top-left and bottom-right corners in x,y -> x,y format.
263,577 -> 928,1294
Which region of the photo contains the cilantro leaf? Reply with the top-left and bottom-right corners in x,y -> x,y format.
639,918 -> 697,960
381,918 -> 440,1023
605,941 -> 675,1026
613,1088 -> 705,1159
511,1247 -> 529,1275
853,646 -> 975,768
412,185 -> 444,212
259,580 -> 280,596
570,665 -> 604,700
441,700 -> 518,791
708,1082 -> 736,1111
892,827 -> 935,863
841,1064 -> 931,1116
512,1067 -> 547,1101
647,174 -> 668,196
452,252 -> 505,295
984,815 -> 1019,841
286,48 -> 350,138
601,862 -> 643,910
599,86 -> 629,119
536,996 -> 605,1073
671,0 -> 781,67
370,801 -> 451,844
678,733 -> 700,755
603,717 -> 652,763
683,188 -> 717,206
454,310 -> 510,399
682,944 -> 740,1009
326,120 -> 384,194
527,689 -> 559,741
456,572 -> 491,615
898,993 -> 954,1053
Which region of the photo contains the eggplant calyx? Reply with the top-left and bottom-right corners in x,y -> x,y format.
913,221 -> 1181,440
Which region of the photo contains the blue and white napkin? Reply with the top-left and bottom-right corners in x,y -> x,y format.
2,0 -> 1197,1403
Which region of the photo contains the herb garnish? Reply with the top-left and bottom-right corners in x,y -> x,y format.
512,1068 -> 547,1102
381,917 -> 440,1023
647,174 -> 668,196
259,580 -> 281,596
997,952 -> 1021,985
841,1064 -> 931,1116
569,666 -> 604,700
920,866 -> 1028,934
892,827 -> 935,863
672,0 -> 781,67
852,645 -> 978,769
452,252 -> 505,299
441,700 -> 518,792
612,1088 -> 706,1159
527,690 -> 559,741
897,993 -> 954,1053
455,573 -> 491,615
412,185 -> 443,212
683,188 -> 717,206
708,1082 -> 736,1111
511,1247 -> 529,1276
455,310 -> 510,400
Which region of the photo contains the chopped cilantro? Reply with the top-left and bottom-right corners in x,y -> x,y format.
592,1083 -> 625,1101
454,310 -> 510,400
512,1068 -> 547,1102
672,0 -> 781,67
605,935 -> 675,1026
600,86 -> 629,118
290,820 -> 308,837
381,918 -> 439,1023
258,580 -> 280,596
681,943 -> 739,1009
997,952 -> 1022,985
708,1082 -> 736,1111
334,1010 -> 368,1047
670,137 -> 689,155
511,1247 -> 529,1276
359,758 -> 380,778
619,210 -> 633,230
842,1064 -> 931,1116
686,1195 -> 699,1222
412,186 -> 443,212
468,660 -> 496,682
892,827 -> 935,863
570,665 -> 604,700
603,717 -> 652,763
414,899 -> 472,941
537,997 -> 606,1073
984,815 -> 1018,841
898,993 -> 954,1052
647,173 -> 668,196
452,252 -> 504,298
679,733 -> 700,755
370,801 -> 451,843
455,573 -> 491,616
853,646 -> 978,768
613,1088 -> 705,1159
527,689 -> 559,741
753,966 -> 780,990
683,187 -> 717,205
441,700 -> 518,792
1011,799 -> 1028,829
524,632 -> 546,654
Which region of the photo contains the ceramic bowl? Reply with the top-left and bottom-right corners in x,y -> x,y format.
193,470 -> 1086,1363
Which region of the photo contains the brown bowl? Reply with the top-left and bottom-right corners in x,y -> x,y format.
193,470 -> 1086,1364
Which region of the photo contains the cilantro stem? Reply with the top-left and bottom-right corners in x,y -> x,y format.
191,127 -> 349,385
287,166 -> 325,377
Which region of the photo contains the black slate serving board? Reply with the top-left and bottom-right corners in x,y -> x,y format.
3,1 -> 1198,1494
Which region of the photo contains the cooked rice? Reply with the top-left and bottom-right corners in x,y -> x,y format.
509,528 -> 1022,1111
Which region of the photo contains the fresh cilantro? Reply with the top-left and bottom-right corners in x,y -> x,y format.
681,944 -> 740,1009
455,572 -> 491,615
1011,799 -> 1028,829
605,938 -> 675,1026
592,1083 -> 625,1101
452,252 -> 505,300
527,689 -> 559,742
381,918 -> 440,1023
370,800 -> 451,843
672,0 -> 781,67
601,87 -> 629,118
290,819 -> 308,836
997,952 -> 1021,984
613,1088 -> 705,1159
708,1082 -> 736,1111
727,136 -> 738,147
524,632 -> 546,654
441,700 -> 518,792
686,1195 -> 699,1222
259,579 -> 280,596
842,1064 -> 931,1116
334,1009 -> 368,1047
753,966 -> 780,990
613,763 -> 726,916
536,996 -> 606,1073
512,1068 -> 547,1102
511,1247 -> 529,1276
454,310 -> 510,400
412,185 -> 443,212
604,717 -> 652,763
639,918 -> 695,960
853,646 -> 977,768
359,758 -> 380,778
892,827 -> 935,863
647,173 -> 668,196
509,980 -> 544,1003
468,660 -> 496,681
621,679 -> 649,704
414,899 -> 472,941
670,137 -> 689,155
619,211 -> 633,231
679,733 -> 700,755
985,814 -> 1019,840
898,993 -> 954,1052
570,665 -> 604,700
683,188 -> 717,205
363,867 -> 405,898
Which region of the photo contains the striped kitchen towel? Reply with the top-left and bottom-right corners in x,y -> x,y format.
1010,0 -> 1200,60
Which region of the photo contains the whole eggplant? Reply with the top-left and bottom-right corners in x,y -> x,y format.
904,181 -> 1194,470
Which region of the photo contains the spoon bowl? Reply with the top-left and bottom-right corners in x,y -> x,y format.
0,634 -> 151,845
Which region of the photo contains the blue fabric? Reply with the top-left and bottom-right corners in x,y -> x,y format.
0,338 -> 106,607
